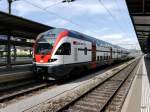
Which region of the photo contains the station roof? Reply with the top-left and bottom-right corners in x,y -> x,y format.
0,11 -> 53,39
126,0 -> 150,53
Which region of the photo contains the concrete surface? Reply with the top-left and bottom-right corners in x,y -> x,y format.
121,56 -> 150,112
0,64 -> 33,83
0,64 -> 32,74
0,57 -> 32,66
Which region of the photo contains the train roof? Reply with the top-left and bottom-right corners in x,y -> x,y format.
44,28 -> 128,51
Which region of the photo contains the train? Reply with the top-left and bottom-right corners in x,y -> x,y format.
33,28 -> 130,80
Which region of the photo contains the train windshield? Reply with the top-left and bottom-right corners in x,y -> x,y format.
35,34 -> 56,54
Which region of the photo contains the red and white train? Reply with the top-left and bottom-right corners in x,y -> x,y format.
33,28 -> 129,80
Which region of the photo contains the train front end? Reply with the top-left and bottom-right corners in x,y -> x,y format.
33,29 -> 69,80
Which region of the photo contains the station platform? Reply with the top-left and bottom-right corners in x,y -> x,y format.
0,64 -> 34,84
122,56 -> 150,112
0,64 -> 32,74
0,57 -> 32,66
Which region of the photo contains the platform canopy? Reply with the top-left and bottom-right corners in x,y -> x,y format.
0,11 -> 53,39
126,0 -> 150,53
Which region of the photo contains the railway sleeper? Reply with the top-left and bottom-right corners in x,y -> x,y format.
70,104 -> 100,112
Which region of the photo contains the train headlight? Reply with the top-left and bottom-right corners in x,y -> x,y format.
48,59 -> 57,62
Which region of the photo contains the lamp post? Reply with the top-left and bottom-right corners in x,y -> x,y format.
6,0 -> 18,68
7,0 -> 19,14
8,0 -> 12,14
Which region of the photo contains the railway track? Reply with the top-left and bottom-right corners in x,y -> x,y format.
0,71 -> 34,84
58,59 -> 140,112
0,61 -> 126,104
0,79 -> 55,102
0,59 -> 139,112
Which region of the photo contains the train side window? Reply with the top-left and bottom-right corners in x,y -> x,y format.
84,47 -> 87,55
100,56 -> 103,61
103,56 -> 105,60
107,56 -> 109,60
55,43 -> 71,55
97,56 -> 99,61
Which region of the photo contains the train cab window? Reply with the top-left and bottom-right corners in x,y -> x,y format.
55,43 -> 71,55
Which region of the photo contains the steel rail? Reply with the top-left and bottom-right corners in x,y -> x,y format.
58,59 -> 140,112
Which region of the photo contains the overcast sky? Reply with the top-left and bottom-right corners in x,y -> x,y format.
0,0 -> 140,50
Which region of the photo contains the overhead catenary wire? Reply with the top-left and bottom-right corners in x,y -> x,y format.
23,0 -> 84,30
98,0 -> 127,36
22,0 -> 116,35
43,1 -> 62,10
97,0 -> 139,49
114,0 -> 130,35
114,0 -> 140,49
18,0 -> 107,33
61,0 -> 111,33
23,0 -> 108,38
114,0 -> 129,32
22,0 -> 129,47
43,0 -> 76,10
45,0 -> 101,31
114,0 -> 124,16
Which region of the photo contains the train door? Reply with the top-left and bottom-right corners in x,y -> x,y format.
110,47 -> 112,64
92,44 -> 96,61
74,48 -> 78,62
91,44 -> 96,68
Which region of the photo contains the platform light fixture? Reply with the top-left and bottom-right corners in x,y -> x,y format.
62,0 -> 76,3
